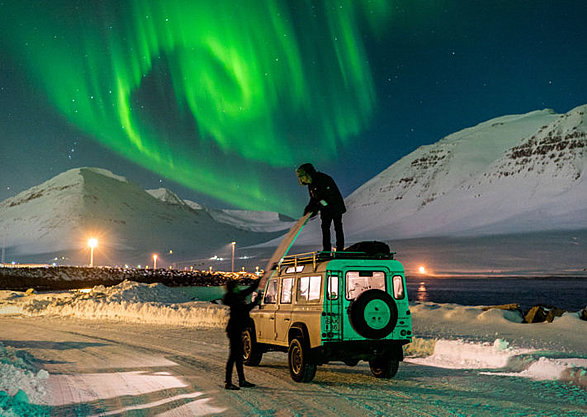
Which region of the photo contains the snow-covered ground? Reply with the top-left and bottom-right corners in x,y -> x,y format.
1,280 -> 586,416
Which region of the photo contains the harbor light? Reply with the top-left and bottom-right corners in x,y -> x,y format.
231,241 -> 236,272
88,238 -> 98,267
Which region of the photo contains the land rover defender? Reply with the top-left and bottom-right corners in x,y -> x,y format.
243,245 -> 412,382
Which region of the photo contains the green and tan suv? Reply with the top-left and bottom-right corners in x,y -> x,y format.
243,245 -> 412,382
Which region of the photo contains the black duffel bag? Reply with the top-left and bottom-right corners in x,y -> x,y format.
345,241 -> 392,258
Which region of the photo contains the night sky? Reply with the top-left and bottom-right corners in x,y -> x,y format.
1,1 -> 586,217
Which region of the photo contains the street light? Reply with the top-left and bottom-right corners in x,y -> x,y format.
153,254 -> 158,270
88,238 -> 98,267
231,241 -> 236,272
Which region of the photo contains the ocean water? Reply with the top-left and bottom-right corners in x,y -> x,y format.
406,276 -> 587,312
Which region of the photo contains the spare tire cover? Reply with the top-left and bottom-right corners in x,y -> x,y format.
348,289 -> 398,339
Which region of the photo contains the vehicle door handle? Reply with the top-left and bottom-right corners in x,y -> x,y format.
284,318 -> 291,321
269,317 -> 275,320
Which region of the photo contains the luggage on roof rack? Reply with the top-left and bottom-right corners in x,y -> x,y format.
279,241 -> 394,270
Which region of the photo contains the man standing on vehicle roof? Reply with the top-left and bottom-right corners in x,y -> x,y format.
296,163 -> 346,252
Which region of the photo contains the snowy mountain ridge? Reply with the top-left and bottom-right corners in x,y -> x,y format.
343,105 -> 586,239
0,168 -> 292,265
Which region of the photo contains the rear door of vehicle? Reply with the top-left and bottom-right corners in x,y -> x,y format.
342,266 -> 389,340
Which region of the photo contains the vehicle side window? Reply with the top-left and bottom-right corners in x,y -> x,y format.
346,271 -> 385,300
297,275 -> 322,302
264,279 -> 278,304
328,275 -> 339,300
281,277 -> 294,304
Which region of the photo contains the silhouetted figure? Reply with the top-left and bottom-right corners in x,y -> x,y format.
296,163 -> 346,252
222,278 -> 260,390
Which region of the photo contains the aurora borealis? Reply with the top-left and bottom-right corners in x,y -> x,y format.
2,1 -> 587,216
1,0 -> 391,214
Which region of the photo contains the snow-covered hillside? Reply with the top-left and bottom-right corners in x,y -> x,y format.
0,168 -> 290,265
147,189 -> 295,233
344,105 -> 587,239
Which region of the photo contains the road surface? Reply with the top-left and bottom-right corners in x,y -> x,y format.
1,316 -> 585,416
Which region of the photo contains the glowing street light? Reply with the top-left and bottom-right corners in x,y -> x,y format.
153,254 -> 158,270
88,238 -> 98,267
231,241 -> 236,272
418,266 -> 427,274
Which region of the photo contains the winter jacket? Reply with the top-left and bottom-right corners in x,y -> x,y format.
222,280 -> 260,333
302,168 -> 346,217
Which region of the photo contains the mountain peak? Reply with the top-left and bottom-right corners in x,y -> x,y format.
146,188 -> 186,206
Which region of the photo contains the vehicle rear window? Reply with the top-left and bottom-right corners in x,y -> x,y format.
346,271 -> 385,300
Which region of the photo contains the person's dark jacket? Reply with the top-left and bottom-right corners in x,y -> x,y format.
222,280 -> 260,333
301,165 -> 346,217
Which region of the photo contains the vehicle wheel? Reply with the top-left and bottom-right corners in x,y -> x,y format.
288,337 -> 317,382
348,289 -> 398,339
242,327 -> 263,366
369,355 -> 399,378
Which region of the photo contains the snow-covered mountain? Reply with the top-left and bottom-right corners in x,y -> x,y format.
146,189 -> 295,233
341,105 -> 587,240
0,168 -> 292,265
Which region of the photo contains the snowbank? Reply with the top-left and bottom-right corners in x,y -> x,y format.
0,280 -> 229,328
0,341 -> 50,416
407,302 -> 587,389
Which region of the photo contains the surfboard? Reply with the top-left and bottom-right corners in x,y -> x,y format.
258,212 -> 312,288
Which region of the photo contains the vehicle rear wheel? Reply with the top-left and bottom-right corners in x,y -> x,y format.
369,355 -> 399,378
288,337 -> 317,382
242,327 -> 263,366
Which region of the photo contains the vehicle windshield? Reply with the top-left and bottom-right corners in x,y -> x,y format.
346,271 -> 385,300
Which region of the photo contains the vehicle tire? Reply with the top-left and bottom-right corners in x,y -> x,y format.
369,355 -> 399,379
348,289 -> 398,339
288,337 -> 317,382
242,327 -> 263,366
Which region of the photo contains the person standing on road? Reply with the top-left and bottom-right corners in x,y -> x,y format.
296,163 -> 346,252
222,278 -> 260,390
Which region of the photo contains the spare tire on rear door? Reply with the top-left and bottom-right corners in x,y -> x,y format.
348,289 -> 398,339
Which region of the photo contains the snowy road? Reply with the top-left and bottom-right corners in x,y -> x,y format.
2,316 -> 586,416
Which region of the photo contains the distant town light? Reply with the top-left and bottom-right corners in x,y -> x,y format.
88,238 -> 98,267
231,241 -> 236,272
153,254 -> 158,269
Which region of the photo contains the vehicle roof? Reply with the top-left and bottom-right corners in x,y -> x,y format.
278,251 -> 404,276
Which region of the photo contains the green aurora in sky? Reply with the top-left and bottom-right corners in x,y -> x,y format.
2,0 -> 390,215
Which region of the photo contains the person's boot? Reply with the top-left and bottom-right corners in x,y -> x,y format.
225,382 -> 240,390
239,380 -> 256,388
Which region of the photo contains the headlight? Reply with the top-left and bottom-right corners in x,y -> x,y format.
393,275 -> 404,299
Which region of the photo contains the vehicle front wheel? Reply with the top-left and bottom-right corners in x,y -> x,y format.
288,337 -> 317,382
369,355 -> 399,378
242,327 -> 263,366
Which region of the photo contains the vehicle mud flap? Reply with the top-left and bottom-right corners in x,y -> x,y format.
348,289 -> 398,339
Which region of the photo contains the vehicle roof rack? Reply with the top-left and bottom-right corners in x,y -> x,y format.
278,250 -> 395,272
